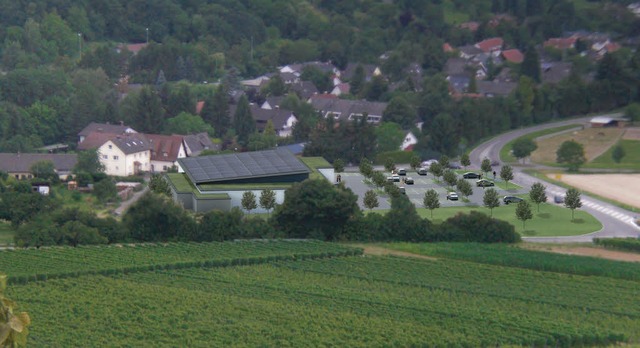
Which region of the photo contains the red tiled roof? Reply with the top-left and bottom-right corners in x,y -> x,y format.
124,43 -> 148,54
196,101 -> 205,115
501,49 -> 524,63
543,38 -> 576,50
605,42 -> 621,53
77,132 -> 118,150
459,21 -> 479,31
144,134 -> 184,162
475,38 -> 503,53
443,43 -> 454,52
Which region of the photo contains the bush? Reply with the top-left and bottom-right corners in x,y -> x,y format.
375,151 -> 415,166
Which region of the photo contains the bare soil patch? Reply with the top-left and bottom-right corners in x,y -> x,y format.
623,127 -> 640,140
354,244 -> 438,260
550,173 -> 640,209
531,127 -> 624,163
525,244 -> 640,263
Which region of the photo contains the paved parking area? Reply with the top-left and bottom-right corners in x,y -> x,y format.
340,170 -> 525,210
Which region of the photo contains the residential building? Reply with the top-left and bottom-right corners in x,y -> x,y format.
146,134 -> 187,173
78,133 -> 151,176
401,131 -> 418,151
78,122 -> 137,144
309,95 -> 387,124
501,49 -> 524,64
250,106 -> 297,137
0,153 -> 77,180
183,133 -> 216,157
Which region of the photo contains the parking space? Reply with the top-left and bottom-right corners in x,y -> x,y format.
341,170 -> 525,210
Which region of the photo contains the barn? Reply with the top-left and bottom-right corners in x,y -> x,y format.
590,116 -> 630,128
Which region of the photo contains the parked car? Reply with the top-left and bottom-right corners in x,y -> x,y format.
386,174 -> 400,182
503,196 -> 524,204
404,177 -> 414,185
448,162 -> 462,169
421,159 -> 437,167
554,195 -> 565,204
397,168 -> 407,176
491,160 -> 500,166
463,172 -> 481,179
399,186 -> 406,194
417,167 -> 428,175
446,192 -> 459,200
476,179 -> 495,187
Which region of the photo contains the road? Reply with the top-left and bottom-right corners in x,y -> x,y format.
469,114 -> 640,242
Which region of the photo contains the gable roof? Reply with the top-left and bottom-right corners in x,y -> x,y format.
290,80 -> 319,99
250,106 -> 295,131
145,134 -> 184,162
341,63 -> 379,81
475,37 -> 503,53
476,81 -> 517,97
458,45 -> 483,57
544,37 -> 577,50
183,133 -> 216,156
77,132 -> 119,151
309,96 -> 387,123
444,58 -> 469,76
195,101 -> 205,114
118,43 -> 148,55
78,122 -> 136,138
178,148 -> 310,184
0,153 -> 77,173
501,49 -> 524,63
109,133 -> 152,155
541,62 -> 573,84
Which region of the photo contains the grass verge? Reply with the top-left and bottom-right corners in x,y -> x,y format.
499,124 -> 581,163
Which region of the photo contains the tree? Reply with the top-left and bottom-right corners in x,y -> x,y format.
262,75 -> 287,97
443,170 -> 457,188
515,200 -> 533,231
410,154 -> 421,170
521,44 -> 541,83
363,190 -> 379,210
273,179 -> 360,240
500,165 -> 514,189
374,122 -> 405,152
625,103 -> 640,122
233,95 -> 255,147
456,178 -> 473,200
30,160 -> 57,182
259,189 -> 276,215
202,84 -> 231,137
481,158 -> 492,176
349,64 -> 365,96
483,188 -> 500,217
371,171 -> 386,188
93,178 -> 117,203
125,86 -> 165,133
359,158 -> 373,178
429,162 -> 443,181
60,220 -> 107,247
438,155 -> 450,170
149,174 -> 171,196
123,192 -> 197,242
556,140 -> 586,171
241,191 -> 257,214
511,138 -> 538,164
564,188 -> 582,220
429,113 -> 458,156
423,189 -> 440,219
460,153 -> 470,169
382,96 -> 416,129
612,143 -> 626,164
0,274 -> 30,347
518,176 -> 541,209
384,158 -> 396,172
333,158 -> 345,173
74,149 -> 104,175
164,112 -> 214,136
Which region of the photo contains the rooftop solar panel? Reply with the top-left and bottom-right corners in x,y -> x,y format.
178,148 -> 310,184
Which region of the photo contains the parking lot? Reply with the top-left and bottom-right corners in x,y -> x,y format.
339,168 -> 526,210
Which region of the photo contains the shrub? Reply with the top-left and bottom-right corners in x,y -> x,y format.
438,211 -> 520,243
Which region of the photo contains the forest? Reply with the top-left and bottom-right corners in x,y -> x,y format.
0,0 -> 639,158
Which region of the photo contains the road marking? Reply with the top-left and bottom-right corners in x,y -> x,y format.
611,212 -> 623,218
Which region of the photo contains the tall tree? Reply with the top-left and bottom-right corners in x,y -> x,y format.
456,178 -> 473,200
500,165 -> 514,189
483,188 -> 500,217
233,95 -> 255,147
374,122 -> 405,152
556,140 -> 586,172
382,96 -> 416,129
202,84 -> 230,137
165,82 -> 195,117
564,188 -> 582,220
515,200 -> 533,231
512,138 -> 538,164
259,189 -> 276,215
429,113 -> 458,156
529,182 -> 547,213
443,170 -> 457,188
428,161 -> 443,181
460,153 -> 471,169
125,86 -> 165,133
349,64 -> 365,97
74,149 -> 104,175
164,112 -> 214,136
241,191 -> 257,214
521,44 -> 541,83
423,189 -> 440,219
481,158 -> 492,176
363,190 -> 379,210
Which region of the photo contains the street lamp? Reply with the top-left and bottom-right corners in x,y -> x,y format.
77,33 -> 82,60
146,28 -> 149,44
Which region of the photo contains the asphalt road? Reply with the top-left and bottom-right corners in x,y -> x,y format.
468,114 -> 640,242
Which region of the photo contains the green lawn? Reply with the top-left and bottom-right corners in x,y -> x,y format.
0,221 -> 14,245
588,139 -> 640,170
500,125 -> 581,163
369,203 -> 601,237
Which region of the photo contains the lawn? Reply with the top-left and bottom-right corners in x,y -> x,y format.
500,124 -> 582,163
0,220 -> 14,246
369,203 -> 601,237
589,139 -> 640,170
530,127 -> 624,166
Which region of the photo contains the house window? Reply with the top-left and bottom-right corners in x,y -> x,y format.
163,165 -> 168,170
14,175 -> 19,179
113,155 -> 119,160
108,145 -> 112,149
103,155 -> 108,159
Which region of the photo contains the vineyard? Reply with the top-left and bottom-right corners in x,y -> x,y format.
0,240 -> 360,284
4,241 -> 640,347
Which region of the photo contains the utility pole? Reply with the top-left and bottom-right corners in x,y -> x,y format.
77,33 -> 82,60
146,28 -> 149,44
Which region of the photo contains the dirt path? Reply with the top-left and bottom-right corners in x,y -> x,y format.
353,244 -> 438,260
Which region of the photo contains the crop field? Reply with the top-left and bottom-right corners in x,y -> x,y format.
4,241 -> 640,347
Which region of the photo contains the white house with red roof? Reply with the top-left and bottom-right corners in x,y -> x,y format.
78,132 -> 151,176
145,134 -> 187,173
501,49 -> 524,64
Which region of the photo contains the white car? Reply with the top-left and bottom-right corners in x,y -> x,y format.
446,192 -> 459,201
421,159 -> 437,168
387,174 -> 400,182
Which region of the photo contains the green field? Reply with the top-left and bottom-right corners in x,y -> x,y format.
500,125 -> 581,163
589,139 -> 640,170
0,221 -> 14,245
408,203 -> 601,237
5,241 -> 639,346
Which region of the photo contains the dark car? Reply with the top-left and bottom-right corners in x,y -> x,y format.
404,177 -> 414,185
448,162 -> 462,170
554,195 -> 565,204
476,179 -> 495,187
463,172 -> 481,179
503,196 -> 524,204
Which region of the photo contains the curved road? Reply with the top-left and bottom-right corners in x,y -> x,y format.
469,114 -> 640,242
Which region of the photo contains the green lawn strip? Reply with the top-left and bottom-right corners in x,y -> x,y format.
499,124 -> 581,163
198,182 -> 291,191
370,204 -> 600,237
588,139 -> 640,170
300,156 -> 332,180
375,242 -> 640,282
523,169 -> 640,213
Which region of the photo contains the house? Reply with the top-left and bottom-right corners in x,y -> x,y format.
458,45 -> 483,60
78,122 -> 137,144
279,61 -> 337,77
279,72 -> 299,84
400,131 -> 418,151
167,149 -> 328,213
0,153 -> 77,180
544,37 -> 577,50
541,62 -> 573,84
250,106 -> 297,137
183,133 -> 216,157
145,134 -> 186,173
309,95 -> 387,124
475,37 -> 503,55
590,116 -> 630,128
340,63 -> 382,82
330,83 -> 350,96
501,49 -> 523,64
476,81 -> 517,97
78,133 -> 151,176
261,96 -> 285,110
116,43 -> 148,55
447,75 -> 470,94
290,81 -> 319,99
